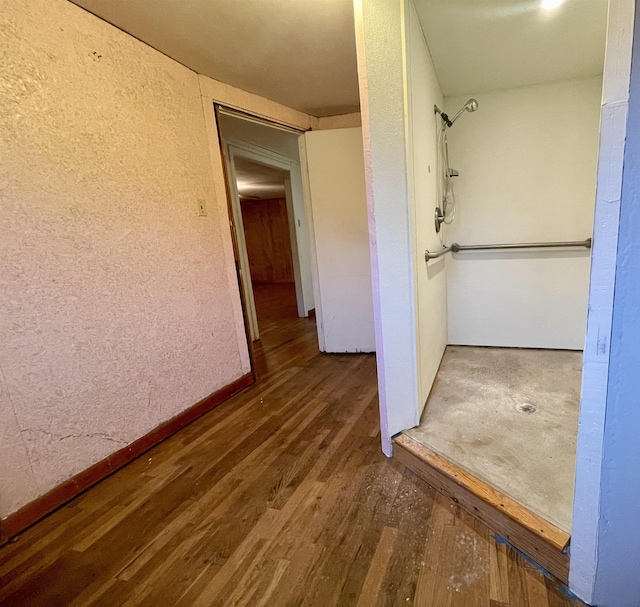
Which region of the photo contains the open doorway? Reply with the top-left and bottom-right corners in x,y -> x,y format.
361,0 -> 616,586
232,156 -> 297,327
215,108 -> 320,374
215,106 -> 375,374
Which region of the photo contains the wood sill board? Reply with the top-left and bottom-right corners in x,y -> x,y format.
393,433 -> 570,584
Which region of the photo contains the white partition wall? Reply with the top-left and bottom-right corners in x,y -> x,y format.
354,0 -> 420,452
353,0 -> 454,449
303,128 -> 376,354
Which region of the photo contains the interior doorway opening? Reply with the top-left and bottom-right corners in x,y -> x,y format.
215,107 -> 320,374
363,0 -> 616,587
233,156 -> 297,327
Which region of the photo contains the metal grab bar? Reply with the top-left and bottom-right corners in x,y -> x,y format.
424,245 -> 453,261
425,238 -> 592,262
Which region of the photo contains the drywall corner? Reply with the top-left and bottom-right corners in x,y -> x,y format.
570,0 -> 636,603
353,0 -> 421,448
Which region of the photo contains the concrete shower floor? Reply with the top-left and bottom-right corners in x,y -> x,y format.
405,345 -> 582,533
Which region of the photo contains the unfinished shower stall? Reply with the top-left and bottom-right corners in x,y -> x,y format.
354,0 -> 620,590
407,69 -> 601,537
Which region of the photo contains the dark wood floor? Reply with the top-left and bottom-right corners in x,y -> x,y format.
251,282 -> 319,379
0,283 -> 586,606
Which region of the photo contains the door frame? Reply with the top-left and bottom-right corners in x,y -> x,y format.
298,136 -> 326,353
215,103 -> 317,344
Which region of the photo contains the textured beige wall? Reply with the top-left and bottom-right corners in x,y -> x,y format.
0,0 -> 261,518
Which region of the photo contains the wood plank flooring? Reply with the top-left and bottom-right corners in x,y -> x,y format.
0,283 -> 586,606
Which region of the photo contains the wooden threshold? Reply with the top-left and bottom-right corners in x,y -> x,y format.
0,372 -> 254,541
393,433 -> 570,584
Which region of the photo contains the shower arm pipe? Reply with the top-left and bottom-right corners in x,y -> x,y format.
434,104 -> 452,127
424,238 -> 592,262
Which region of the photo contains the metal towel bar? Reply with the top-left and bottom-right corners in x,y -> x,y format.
424,238 -> 592,262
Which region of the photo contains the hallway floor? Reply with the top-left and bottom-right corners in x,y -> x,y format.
251,281 -> 317,378
406,346 -> 582,533
0,297 -> 585,606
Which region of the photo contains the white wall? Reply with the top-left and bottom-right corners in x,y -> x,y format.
444,78 -> 601,349
575,7 -> 640,601
354,0 -> 421,452
304,128 -> 375,353
352,0 -> 448,448
571,1 -> 638,604
315,113 -> 362,130
406,2 -> 447,416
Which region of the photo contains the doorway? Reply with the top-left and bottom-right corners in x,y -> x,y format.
215,107 -> 320,373
370,0 -> 614,585
231,155 -> 298,328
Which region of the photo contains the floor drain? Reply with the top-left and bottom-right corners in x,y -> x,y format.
516,403 -> 537,414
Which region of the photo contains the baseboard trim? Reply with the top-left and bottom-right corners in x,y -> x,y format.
0,373 -> 254,541
393,434 -> 570,584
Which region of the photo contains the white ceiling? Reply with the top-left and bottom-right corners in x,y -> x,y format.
70,0 -> 608,119
234,156 -> 286,200
70,0 -> 360,117
415,0 -> 608,97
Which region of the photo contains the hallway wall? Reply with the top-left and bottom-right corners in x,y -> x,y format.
304,127 -> 375,353
0,0 -> 317,523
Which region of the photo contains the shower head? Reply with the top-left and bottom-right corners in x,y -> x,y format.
448,98 -> 479,127
465,99 -> 479,112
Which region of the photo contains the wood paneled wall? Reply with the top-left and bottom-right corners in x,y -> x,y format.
241,198 -> 294,283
